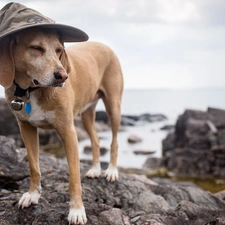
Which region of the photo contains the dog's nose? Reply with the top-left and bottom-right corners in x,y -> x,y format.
54,71 -> 68,83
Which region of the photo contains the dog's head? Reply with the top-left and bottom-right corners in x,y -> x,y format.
0,27 -> 71,89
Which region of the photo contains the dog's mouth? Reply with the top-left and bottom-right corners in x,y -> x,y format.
32,79 -> 65,88
51,82 -> 65,87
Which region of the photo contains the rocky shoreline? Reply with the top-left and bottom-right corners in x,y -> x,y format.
1,98 -> 225,224
0,136 -> 225,225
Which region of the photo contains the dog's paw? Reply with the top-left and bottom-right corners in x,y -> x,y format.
85,163 -> 101,178
18,189 -> 41,208
105,163 -> 119,182
68,207 -> 87,225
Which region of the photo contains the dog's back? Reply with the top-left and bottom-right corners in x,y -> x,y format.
64,42 -> 123,115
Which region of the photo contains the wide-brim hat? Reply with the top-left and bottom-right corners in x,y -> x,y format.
0,2 -> 88,42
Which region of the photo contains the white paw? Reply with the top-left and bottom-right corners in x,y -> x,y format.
105,164 -> 119,182
85,163 -> 101,178
18,187 -> 41,208
68,207 -> 87,225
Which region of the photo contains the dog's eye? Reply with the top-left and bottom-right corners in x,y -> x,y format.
56,48 -> 63,54
30,46 -> 44,52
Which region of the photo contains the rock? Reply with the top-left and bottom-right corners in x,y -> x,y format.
215,190 -> 225,201
38,129 -> 61,145
162,108 -> 225,178
143,157 -> 162,170
121,116 -> 137,126
162,146 -> 225,178
162,148 -> 211,177
162,132 -> 176,154
95,111 -> 109,123
128,134 -> 142,144
121,115 -> 139,122
208,107 -> 225,129
206,218 -> 225,225
160,125 -> 174,130
0,136 -> 29,182
0,98 -> 20,135
83,146 -> 109,156
1,136 -> 225,225
139,113 -> 167,122
121,113 -> 168,126
133,150 -> 155,155
175,109 -> 208,136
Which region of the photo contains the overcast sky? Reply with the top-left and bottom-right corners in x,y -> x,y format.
1,0 -> 225,91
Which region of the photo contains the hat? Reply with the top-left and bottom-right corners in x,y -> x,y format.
0,2 -> 88,42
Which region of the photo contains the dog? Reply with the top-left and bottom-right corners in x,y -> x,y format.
0,26 -> 123,224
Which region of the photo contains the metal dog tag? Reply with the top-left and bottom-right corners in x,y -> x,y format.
11,99 -> 24,111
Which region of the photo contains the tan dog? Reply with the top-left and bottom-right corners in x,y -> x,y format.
0,27 -> 123,224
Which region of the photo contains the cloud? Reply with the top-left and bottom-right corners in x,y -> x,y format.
0,0 -> 225,91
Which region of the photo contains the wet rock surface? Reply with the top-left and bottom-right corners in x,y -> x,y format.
0,136 -> 225,225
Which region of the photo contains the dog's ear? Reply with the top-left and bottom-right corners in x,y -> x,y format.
0,37 -> 15,88
60,50 -> 71,74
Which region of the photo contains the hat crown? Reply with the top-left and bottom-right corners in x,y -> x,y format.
0,2 -> 88,42
0,2 -> 55,36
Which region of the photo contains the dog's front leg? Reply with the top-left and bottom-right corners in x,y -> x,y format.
56,123 -> 87,225
17,120 -> 41,208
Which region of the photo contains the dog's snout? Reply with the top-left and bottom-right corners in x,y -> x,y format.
54,72 -> 62,80
54,71 -> 68,83
33,79 -> 39,86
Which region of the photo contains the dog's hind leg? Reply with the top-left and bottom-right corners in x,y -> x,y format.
17,121 -> 41,208
103,97 -> 122,182
81,103 -> 101,178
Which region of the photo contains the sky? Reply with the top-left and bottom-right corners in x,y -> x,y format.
1,0 -> 225,92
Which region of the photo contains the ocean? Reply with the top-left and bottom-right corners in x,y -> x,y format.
80,89 -> 225,168
1,88 -> 225,168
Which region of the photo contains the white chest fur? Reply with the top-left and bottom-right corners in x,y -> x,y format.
15,94 -> 55,127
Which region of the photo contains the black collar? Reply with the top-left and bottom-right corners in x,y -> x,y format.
14,81 -> 40,97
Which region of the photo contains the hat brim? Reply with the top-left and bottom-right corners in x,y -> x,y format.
0,23 -> 88,42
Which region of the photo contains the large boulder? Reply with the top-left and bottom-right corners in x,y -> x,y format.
162,108 -> 225,178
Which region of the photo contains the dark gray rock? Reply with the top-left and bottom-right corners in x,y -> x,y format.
162,108 -> 225,178
143,157 -> 162,170
121,116 -> 137,126
175,109 -> 208,136
0,98 -> 20,135
0,136 -> 29,183
0,136 -> 225,225
96,111 -> 168,127
162,132 -> 176,155
95,111 -> 109,123
208,107 -> 225,129
133,150 -> 155,155
160,125 -> 174,131
139,113 -> 167,122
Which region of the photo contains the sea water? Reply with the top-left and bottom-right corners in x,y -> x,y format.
79,88 -> 225,168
